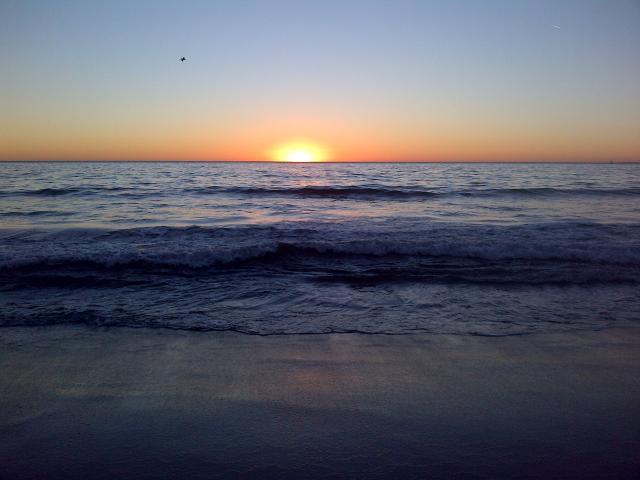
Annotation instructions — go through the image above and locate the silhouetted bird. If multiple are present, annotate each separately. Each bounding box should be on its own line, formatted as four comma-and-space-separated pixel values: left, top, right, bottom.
180, 57, 186, 62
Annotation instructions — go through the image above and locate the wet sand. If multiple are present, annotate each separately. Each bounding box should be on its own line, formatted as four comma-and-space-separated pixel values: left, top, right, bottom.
1, 326, 639, 479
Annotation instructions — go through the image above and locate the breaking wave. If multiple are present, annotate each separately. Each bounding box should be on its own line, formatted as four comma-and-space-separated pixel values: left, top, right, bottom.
0, 222, 640, 286
1, 222, 639, 273
185, 185, 640, 199
3, 185, 640, 200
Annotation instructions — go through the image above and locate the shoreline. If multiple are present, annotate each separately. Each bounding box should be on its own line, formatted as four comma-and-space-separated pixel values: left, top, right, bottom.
0, 322, 632, 337
1, 325, 639, 479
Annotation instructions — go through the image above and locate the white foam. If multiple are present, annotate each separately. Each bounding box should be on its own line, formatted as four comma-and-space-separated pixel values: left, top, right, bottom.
1, 221, 639, 270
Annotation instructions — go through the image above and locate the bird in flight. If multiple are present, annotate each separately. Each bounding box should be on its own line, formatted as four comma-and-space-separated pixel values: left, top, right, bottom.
180, 57, 186, 62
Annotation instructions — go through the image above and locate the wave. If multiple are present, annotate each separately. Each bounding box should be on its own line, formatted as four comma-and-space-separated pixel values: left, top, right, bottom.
2, 224, 638, 336
3, 185, 640, 200
187, 185, 640, 199
12, 187, 84, 196
1, 222, 639, 273
462, 187, 640, 197
0, 186, 128, 197
187, 185, 440, 198
0, 210, 64, 217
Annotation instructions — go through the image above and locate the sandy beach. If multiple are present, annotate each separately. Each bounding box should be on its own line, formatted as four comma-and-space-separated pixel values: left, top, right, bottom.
1, 326, 638, 479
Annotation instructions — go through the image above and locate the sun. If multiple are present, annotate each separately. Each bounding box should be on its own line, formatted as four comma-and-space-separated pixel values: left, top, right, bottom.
268, 140, 331, 162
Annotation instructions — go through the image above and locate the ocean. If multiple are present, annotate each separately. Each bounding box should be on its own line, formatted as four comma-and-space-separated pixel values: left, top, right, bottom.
1, 161, 639, 335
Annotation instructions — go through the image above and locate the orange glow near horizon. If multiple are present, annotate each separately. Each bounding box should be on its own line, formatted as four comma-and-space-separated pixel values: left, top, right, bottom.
268, 141, 332, 163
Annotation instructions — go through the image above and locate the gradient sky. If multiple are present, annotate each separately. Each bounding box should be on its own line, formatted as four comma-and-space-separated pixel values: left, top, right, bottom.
1, 0, 639, 161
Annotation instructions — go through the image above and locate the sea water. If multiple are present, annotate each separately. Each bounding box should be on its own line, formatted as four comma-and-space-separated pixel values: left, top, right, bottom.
1, 162, 639, 335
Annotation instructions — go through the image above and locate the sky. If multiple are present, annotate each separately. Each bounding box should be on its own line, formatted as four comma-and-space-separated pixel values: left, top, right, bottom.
1, 0, 639, 162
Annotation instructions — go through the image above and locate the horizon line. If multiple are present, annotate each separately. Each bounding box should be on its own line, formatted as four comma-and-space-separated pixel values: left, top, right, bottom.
1, 159, 639, 164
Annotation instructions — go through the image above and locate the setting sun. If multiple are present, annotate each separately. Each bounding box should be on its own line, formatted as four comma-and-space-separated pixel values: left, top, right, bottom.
269, 141, 331, 162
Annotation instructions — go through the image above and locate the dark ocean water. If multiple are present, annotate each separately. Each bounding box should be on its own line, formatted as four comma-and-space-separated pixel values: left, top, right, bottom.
1, 162, 639, 335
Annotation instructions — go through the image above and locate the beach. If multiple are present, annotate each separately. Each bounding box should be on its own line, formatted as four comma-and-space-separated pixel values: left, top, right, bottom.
4, 0, 640, 477
1, 163, 639, 478
1, 326, 638, 479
